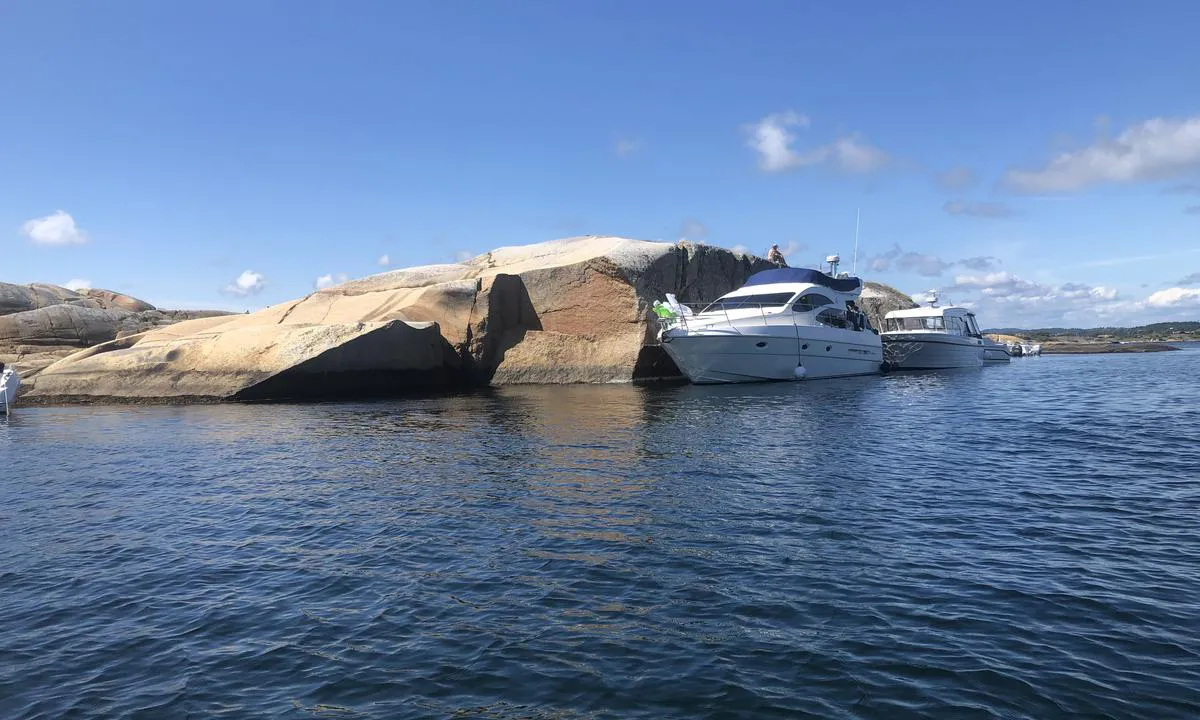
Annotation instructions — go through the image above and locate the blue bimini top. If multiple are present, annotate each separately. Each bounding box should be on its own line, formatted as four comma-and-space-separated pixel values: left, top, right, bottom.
742, 267, 862, 293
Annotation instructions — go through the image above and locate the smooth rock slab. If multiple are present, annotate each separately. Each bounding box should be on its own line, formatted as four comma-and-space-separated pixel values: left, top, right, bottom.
27, 320, 451, 402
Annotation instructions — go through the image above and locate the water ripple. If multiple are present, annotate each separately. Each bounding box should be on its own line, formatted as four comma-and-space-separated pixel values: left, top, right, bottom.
2, 351, 1200, 718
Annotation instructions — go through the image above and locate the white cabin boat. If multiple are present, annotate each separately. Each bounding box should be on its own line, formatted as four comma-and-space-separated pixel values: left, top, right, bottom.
1, 365, 19, 416
881, 301, 990, 370
982, 337, 1013, 363
656, 256, 884, 384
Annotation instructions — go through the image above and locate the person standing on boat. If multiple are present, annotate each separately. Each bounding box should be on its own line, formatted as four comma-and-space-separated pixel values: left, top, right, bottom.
846, 301, 865, 331
767, 244, 787, 267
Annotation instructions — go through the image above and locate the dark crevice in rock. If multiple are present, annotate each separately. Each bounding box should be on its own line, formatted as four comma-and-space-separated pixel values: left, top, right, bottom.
631, 344, 682, 381
275, 298, 306, 325
233, 367, 454, 402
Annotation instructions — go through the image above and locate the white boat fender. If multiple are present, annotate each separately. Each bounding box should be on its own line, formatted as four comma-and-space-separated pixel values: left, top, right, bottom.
794, 365, 807, 379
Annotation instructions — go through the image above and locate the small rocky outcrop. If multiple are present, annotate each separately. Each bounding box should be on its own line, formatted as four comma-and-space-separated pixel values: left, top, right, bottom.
0, 282, 151, 315
0, 282, 231, 380
859, 281, 919, 329
77, 288, 156, 312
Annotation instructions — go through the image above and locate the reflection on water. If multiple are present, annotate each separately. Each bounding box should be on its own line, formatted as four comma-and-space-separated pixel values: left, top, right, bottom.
2, 351, 1200, 718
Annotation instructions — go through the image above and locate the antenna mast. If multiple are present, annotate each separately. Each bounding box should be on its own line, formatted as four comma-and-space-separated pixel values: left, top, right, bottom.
852, 207, 861, 275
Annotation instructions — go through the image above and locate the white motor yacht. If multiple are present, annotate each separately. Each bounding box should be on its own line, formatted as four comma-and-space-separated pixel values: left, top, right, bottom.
982, 337, 1013, 363
881, 297, 991, 369
656, 255, 884, 384
1, 365, 19, 416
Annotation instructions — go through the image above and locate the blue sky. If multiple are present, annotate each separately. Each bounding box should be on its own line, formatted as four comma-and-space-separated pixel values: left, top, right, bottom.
4, 0, 1200, 327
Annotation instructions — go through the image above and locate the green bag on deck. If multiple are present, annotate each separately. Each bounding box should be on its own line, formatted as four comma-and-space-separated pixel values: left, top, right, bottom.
652, 302, 677, 319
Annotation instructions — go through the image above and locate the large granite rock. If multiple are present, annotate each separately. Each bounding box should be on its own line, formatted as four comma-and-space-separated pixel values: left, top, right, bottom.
27, 236, 917, 402
323, 236, 775, 383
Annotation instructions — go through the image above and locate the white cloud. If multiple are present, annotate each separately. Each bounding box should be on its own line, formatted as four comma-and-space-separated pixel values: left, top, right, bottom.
940, 268, 1200, 326
1004, 116, 1200, 193
1057, 282, 1118, 300
870, 246, 951, 277
63, 278, 91, 291
222, 270, 266, 297
730, 244, 750, 255
453, 249, 474, 262
943, 200, 1019, 219
21, 210, 90, 245
780, 241, 806, 259
315, 273, 349, 290
871, 247, 1003, 277
953, 271, 1015, 288
902, 253, 952, 276
1147, 287, 1200, 307
1178, 272, 1200, 286
941, 272, 1136, 326
959, 256, 1001, 271
1163, 182, 1200, 195
615, 137, 640, 157
377, 254, 390, 266
679, 218, 709, 242
937, 166, 977, 190
745, 111, 811, 172
1077, 248, 1200, 268
830, 135, 889, 173
744, 112, 887, 174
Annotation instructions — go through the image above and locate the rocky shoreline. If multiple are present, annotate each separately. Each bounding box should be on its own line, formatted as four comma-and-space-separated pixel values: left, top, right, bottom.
1040, 341, 1179, 354
1, 283, 232, 381
5, 238, 918, 406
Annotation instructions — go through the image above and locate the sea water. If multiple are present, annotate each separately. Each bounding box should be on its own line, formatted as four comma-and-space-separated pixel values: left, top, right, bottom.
2, 349, 1198, 718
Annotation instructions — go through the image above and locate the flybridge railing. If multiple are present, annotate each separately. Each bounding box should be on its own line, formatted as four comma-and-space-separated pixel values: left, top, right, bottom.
653, 302, 874, 336
653, 302, 806, 335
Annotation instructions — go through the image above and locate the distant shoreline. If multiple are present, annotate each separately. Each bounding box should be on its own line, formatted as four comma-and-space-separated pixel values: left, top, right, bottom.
1039, 341, 1180, 354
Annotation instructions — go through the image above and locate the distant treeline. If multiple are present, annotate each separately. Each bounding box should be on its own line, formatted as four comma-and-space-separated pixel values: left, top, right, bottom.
984, 321, 1200, 341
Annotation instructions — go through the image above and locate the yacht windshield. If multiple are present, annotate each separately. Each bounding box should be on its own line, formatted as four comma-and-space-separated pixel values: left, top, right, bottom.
885, 316, 944, 332
702, 292, 794, 313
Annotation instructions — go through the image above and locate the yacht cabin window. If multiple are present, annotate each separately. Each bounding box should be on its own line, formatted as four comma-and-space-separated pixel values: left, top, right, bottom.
885, 316, 944, 332
792, 293, 835, 313
966, 315, 982, 337
947, 316, 969, 336
815, 308, 848, 328
702, 292, 794, 313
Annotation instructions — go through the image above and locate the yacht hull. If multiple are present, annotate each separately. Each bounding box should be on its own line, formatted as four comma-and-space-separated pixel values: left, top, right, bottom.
660, 330, 883, 384
982, 341, 1012, 363
882, 335, 985, 370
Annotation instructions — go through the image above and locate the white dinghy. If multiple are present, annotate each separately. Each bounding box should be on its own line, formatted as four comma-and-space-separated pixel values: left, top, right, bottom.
1, 365, 20, 416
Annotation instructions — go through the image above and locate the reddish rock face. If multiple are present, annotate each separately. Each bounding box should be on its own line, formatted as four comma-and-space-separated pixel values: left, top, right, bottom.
77, 288, 156, 312
0, 282, 157, 316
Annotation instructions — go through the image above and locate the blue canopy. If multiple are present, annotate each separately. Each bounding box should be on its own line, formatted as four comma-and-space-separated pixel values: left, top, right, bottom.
743, 267, 862, 293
